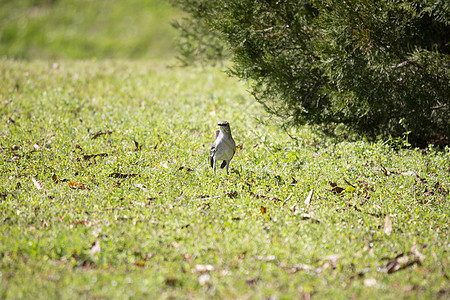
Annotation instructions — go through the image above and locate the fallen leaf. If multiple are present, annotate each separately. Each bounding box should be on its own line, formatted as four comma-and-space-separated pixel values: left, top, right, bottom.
198, 274, 211, 286
321, 254, 340, 268
171, 241, 180, 249
300, 213, 320, 223
194, 264, 214, 273
280, 262, 315, 273
411, 245, 426, 262
384, 215, 393, 236
178, 166, 193, 172
344, 179, 356, 188
109, 173, 138, 179
304, 189, 314, 212
68, 181, 90, 190
52, 174, 59, 184
83, 153, 108, 161
183, 254, 193, 263
255, 255, 277, 262
246, 277, 260, 286
382, 253, 421, 274
32, 178, 42, 190
260, 206, 267, 216
284, 192, 293, 203
32, 144, 40, 150
329, 182, 345, 194
164, 278, 180, 286
91, 130, 112, 140
134, 261, 148, 267
226, 190, 238, 198
74, 220, 92, 227
74, 144, 84, 152
89, 240, 101, 255
364, 278, 377, 287
133, 140, 142, 151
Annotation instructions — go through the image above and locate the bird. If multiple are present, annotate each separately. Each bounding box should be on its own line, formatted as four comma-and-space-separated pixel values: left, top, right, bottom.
209, 121, 236, 175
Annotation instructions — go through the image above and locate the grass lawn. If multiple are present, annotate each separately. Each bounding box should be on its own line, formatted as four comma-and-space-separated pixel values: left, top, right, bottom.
0, 59, 449, 299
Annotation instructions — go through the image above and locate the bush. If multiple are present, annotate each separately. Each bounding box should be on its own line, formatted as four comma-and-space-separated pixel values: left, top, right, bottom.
172, 0, 450, 146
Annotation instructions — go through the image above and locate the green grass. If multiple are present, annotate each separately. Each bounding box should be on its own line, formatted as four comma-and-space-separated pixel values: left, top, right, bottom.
0, 0, 179, 59
1, 59, 449, 299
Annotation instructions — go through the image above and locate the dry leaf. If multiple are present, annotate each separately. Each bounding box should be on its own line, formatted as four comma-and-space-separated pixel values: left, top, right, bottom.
183, 254, 193, 263
255, 255, 276, 262
304, 189, 314, 212
411, 245, 426, 262
32, 144, 40, 150
109, 173, 138, 179
134, 261, 147, 267
280, 262, 315, 273
384, 215, 393, 236
164, 278, 180, 286
89, 240, 101, 255
194, 264, 214, 273
226, 190, 238, 198
321, 254, 340, 268
246, 277, 260, 286
329, 182, 345, 194
384, 254, 420, 274
68, 181, 90, 190
178, 166, 193, 172
198, 274, 211, 286
91, 130, 112, 140
32, 178, 42, 190
133, 140, 142, 151
52, 174, 59, 184
300, 213, 320, 223
83, 153, 108, 161
364, 278, 377, 287
75, 220, 92, 227
260, 206, 267, 216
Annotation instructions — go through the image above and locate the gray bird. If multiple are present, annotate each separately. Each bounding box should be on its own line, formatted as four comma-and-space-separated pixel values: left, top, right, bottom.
209, 121, 236, 175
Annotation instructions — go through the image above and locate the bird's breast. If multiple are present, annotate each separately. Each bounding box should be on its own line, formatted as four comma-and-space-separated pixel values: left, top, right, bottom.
214, 136, 235, 160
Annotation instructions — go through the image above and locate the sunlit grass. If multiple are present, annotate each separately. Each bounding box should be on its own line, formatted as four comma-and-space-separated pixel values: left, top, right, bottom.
0, 59, 449, 299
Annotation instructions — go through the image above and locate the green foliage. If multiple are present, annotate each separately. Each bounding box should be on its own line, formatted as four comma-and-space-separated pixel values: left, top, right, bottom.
172, 0, 450, 146
1, 59, 449, 298
0, 0, 179, 59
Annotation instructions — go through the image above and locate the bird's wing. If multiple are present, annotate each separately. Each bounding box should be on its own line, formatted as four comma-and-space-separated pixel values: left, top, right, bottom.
230, 137, 236, 159
220, 160, 227, 169
215, 130, 220, 139
209, 141, 216, 168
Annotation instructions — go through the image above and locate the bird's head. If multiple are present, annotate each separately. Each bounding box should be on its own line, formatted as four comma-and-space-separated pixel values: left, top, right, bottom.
218, 121, 231, 134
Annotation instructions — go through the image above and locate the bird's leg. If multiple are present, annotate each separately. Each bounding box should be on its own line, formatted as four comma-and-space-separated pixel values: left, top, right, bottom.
213, 158, 216, 175
226, 161, 229, 174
